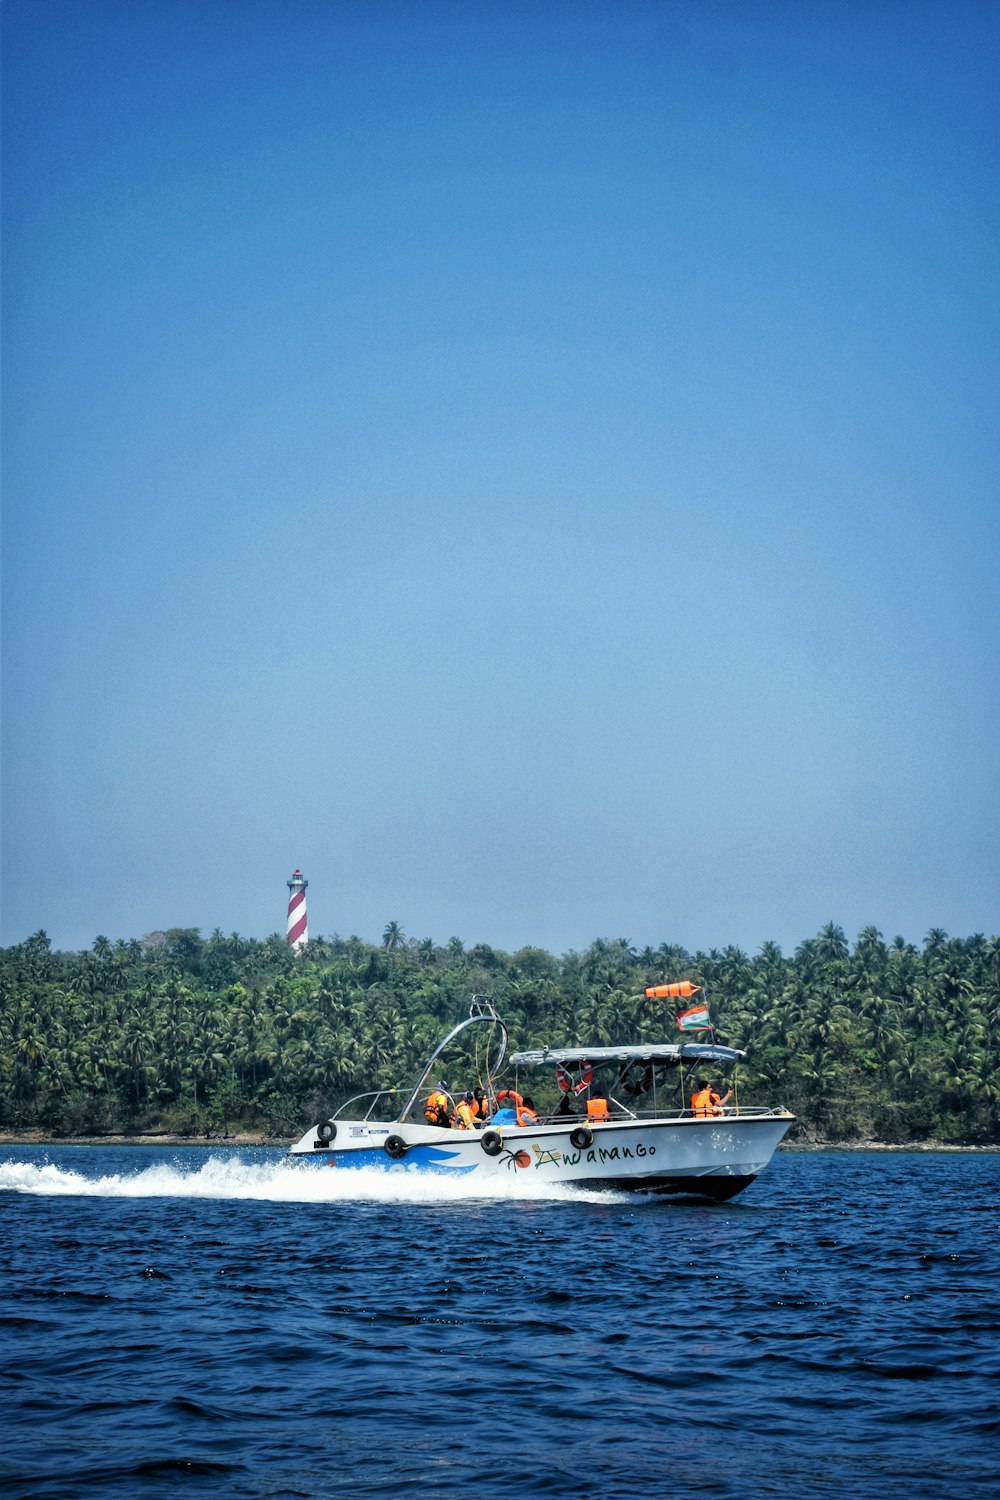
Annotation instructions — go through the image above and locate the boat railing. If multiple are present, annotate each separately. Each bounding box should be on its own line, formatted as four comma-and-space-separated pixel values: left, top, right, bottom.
535, 1102, 791, 1126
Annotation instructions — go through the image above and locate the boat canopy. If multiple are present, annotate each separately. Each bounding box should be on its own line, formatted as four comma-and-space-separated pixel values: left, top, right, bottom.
509, 1042, 746, 1068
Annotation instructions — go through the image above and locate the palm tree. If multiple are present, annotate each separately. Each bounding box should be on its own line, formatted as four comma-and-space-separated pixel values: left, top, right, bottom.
382, 921, 405, 953
816, 923, 849, 963
656, 942, 691, 970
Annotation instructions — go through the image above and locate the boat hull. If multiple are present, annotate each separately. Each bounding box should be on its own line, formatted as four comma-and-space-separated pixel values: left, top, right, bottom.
289, 1112, 793, 1199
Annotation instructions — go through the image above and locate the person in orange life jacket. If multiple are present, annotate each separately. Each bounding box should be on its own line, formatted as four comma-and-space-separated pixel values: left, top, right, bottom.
424, 1086, 451, 1128
452, 1092, 479, 1130
586, 1093, 611, 1122
691, 1078, 732, 1117
517, 1096, 540, 1126
470, 1087, 490, 1121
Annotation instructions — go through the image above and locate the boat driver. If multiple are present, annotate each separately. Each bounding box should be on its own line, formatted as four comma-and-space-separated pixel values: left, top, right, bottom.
424, 1084, 452, 1128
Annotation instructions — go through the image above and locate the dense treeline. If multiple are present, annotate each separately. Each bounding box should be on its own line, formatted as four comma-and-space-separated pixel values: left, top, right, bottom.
1, 923, 997, 1143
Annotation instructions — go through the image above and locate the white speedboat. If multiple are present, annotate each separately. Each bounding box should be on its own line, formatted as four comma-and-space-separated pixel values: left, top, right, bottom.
288, 998, 794, 1200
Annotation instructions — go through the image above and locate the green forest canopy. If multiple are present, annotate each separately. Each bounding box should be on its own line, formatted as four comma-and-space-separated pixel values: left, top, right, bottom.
1, 923, 997, 1143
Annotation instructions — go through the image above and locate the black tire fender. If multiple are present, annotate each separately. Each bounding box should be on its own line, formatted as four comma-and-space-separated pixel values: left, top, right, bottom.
384, 1135, 408, 1159
569, 1127, 593, 1150
316, 1121, 337, 1144
480, 1130, 503, 1157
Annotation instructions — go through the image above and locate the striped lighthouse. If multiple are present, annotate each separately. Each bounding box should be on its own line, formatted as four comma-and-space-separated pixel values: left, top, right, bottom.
286, 868, 309, 950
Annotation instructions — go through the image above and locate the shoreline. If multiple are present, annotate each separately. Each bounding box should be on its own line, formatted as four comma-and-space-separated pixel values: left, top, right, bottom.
0, 1129, 995, 1153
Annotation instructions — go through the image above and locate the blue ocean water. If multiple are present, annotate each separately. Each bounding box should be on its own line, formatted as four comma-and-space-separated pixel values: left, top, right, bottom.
1, 1146, 997, 1499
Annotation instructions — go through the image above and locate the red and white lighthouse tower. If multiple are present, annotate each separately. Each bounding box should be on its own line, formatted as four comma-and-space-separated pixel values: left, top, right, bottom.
286, 868, 309, 950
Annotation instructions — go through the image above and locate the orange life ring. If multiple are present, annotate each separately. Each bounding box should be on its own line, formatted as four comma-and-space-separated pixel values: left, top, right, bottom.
556, 1060, 593, 1095
496, 1089, 523, 1108
618, 1062, 654, 1097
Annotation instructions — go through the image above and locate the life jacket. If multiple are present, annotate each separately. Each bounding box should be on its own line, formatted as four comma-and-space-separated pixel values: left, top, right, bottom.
556, 1061, 593, 1095
586, 1098, 611, 1122
452, 1099, 477, 1130
424, 1091, 451, 1127
691, 1087, 721, 1117
517, 1106, 540, 1127
470, 1095, 490, 1120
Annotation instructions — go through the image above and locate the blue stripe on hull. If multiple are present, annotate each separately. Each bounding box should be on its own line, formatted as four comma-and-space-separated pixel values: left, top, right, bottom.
316, 1145, 478, 1174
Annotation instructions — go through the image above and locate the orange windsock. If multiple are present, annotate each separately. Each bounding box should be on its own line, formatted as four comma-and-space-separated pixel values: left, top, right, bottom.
645, 981, 702, 1000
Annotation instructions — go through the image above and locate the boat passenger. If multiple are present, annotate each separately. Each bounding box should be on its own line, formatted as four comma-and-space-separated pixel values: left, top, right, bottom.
470, 1087, 490, 1121
517, 1096, 540, 1127
424, 1087, 452, 1128
586, 1094, 611, 1122
452, 1092, 479, 1130
691, 1078, 732, 1117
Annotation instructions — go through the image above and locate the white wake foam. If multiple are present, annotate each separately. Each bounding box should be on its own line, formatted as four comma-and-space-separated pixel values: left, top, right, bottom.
0, 1155, 623, 1205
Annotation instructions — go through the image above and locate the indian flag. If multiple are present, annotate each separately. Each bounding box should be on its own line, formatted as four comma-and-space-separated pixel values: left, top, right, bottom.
677, 1003, 712, 1032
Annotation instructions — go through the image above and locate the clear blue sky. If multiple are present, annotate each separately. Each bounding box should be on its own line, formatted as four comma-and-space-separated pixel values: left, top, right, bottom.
3, 0, 997, 958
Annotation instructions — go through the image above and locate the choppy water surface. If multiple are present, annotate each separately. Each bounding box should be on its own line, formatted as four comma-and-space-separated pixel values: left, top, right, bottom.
1, 1147, 997, 1498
